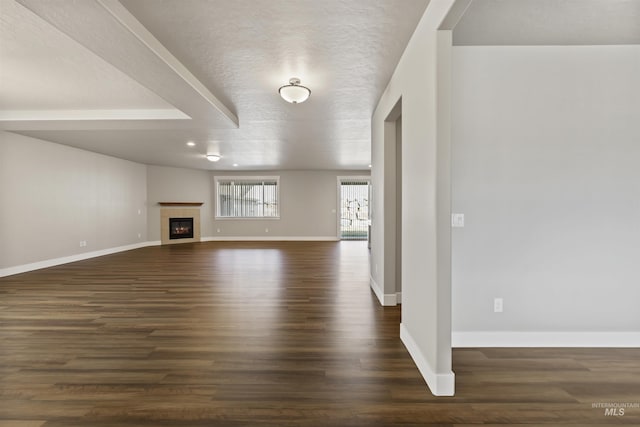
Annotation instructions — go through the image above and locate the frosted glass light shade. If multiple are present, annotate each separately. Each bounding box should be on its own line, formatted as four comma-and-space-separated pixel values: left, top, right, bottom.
206, 154, 221, 162
279, 78, 311, 104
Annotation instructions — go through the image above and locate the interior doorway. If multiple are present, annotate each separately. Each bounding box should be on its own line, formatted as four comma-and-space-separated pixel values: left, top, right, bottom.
338, 177, 371, 240
383, 99, 402, 305
394, 115, 402, 302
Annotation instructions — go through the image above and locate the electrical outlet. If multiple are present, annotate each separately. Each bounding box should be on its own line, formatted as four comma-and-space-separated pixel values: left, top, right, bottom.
217, 228, 221, 233
451, 213, 465, 228
494, 298, 503, 313
265, 228, 269, 233
137, 233, 141, 239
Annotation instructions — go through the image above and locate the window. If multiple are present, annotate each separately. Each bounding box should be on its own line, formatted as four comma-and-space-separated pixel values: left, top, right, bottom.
215, 176, 279, 218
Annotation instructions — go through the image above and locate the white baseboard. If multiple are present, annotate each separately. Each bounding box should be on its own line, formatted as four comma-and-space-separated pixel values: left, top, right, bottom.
452, 331, 640, 348
396, 292, 402, 304
0, 241, 157, 278
202, 236, 339, 242
369, 276, 398, 306
384, 293, 397, 305
400, 323, 455, 396
369, 275, 383, 304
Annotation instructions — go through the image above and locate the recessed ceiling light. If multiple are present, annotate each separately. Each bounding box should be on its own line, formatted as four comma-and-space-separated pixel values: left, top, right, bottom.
368, 164, 372, 168
186, 141, 196, 147
206, 154, 221, 162
233, 163, 239, 167
279, 77, 311, 104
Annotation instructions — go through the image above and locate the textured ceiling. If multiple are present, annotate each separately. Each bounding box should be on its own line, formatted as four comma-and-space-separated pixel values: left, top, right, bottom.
3, 0, 636, 171
0, 0, 430, 170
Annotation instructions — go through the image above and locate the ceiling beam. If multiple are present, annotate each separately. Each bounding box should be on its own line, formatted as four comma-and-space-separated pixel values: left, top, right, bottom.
438, 0, 472, 31
0, 109, 189, 122
15, 0, 239, 128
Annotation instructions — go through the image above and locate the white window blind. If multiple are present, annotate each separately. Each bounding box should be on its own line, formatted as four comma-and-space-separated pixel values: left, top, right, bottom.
339, 178, 370, 240
216, 177, 279, 218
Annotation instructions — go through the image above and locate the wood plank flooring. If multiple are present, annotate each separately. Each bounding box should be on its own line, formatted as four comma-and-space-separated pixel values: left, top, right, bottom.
1, 241, 639, 426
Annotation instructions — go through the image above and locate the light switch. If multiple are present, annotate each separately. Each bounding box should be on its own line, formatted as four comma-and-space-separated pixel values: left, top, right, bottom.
451, 213, 465, 228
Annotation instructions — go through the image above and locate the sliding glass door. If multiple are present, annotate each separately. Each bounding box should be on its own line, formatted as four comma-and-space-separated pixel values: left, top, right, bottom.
339, 178, 370, 240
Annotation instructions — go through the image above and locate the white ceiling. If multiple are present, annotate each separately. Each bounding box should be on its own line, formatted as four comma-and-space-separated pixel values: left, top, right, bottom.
0, 0, 430, 170
0, 0, 177, 111
454, 0, 640, 46
2, 1, 638, 171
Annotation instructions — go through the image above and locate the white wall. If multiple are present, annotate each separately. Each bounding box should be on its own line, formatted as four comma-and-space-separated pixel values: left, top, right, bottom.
371, 0, 457, 396
0, 131, 147, 274
451, 46, 640, 346
147, 166, 368, 241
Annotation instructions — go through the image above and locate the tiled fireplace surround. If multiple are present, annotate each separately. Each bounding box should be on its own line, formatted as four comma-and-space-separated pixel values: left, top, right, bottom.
159, 203, 202, 245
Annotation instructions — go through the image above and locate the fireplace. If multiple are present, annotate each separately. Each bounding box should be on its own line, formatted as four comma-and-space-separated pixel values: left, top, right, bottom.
169, 217, 194, 240
160, 204, 201, 245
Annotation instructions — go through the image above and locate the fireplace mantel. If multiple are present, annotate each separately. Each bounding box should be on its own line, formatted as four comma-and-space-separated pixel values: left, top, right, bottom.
158, 202, 204, 206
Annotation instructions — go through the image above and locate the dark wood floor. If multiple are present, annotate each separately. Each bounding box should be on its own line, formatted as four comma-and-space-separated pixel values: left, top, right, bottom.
1, 241, 639, 426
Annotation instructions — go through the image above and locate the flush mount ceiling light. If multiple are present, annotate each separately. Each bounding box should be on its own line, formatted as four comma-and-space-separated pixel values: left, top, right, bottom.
279, 77, 311, 104
206, 154, 221, 162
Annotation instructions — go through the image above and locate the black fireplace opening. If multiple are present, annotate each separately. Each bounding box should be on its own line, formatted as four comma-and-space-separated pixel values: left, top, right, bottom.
169, 217, 194, 240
